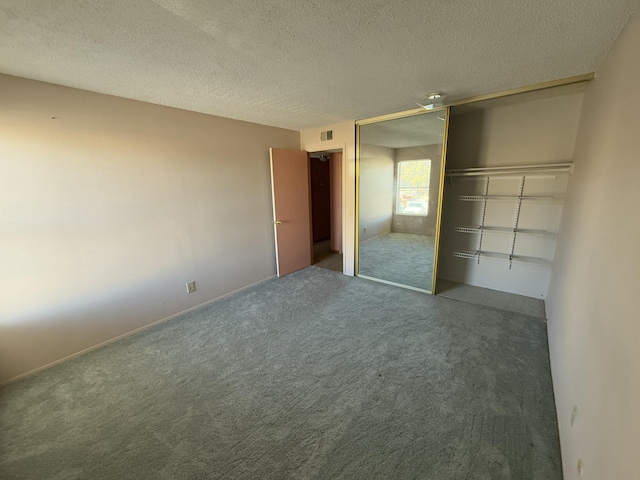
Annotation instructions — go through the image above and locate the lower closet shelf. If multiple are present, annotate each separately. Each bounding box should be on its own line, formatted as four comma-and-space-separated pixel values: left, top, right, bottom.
452, 250, 549, 266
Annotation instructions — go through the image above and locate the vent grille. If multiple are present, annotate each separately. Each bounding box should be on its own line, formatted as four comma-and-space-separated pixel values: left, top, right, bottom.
320, 130, 333, 141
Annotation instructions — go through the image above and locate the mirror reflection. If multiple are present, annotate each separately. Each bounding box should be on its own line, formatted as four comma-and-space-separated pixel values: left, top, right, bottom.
357, 111, 447, 292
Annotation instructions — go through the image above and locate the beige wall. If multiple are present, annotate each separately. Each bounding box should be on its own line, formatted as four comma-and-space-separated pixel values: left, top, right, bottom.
300, 121, 355, 275
546, 10, 640, 480
358, 144, 395, 242
438, 92, 583, 297
0, 74, 299, 383
446, 93, 584, 170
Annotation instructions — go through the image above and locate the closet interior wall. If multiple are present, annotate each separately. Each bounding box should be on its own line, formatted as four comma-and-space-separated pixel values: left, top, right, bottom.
438, 87, 586, 298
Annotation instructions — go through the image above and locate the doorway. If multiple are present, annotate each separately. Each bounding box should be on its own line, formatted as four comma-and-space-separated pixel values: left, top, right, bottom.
310, 150, 343, 273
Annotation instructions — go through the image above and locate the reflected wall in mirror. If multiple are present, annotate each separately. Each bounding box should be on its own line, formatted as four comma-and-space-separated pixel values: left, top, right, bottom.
357, 109, 449, 293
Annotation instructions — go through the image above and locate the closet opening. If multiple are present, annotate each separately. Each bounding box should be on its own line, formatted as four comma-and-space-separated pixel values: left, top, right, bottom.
436, 82, 589, 317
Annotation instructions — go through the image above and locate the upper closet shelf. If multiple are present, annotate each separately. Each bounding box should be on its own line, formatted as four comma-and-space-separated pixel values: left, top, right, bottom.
452, 250, 550, 266
455, 226, 549, 236
459, 195, 560, 202
446, 162, 573, 178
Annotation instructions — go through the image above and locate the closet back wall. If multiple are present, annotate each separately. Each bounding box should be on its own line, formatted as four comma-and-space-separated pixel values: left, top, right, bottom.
438, 92, 584, 298
0, 74, 300, 383
446, 93, 584, 168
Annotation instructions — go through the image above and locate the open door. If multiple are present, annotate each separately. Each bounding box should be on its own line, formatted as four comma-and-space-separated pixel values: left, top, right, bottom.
269, 148, 312, 276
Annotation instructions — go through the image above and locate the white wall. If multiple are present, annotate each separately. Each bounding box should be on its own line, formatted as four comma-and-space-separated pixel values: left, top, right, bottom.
438, 92, 584, 297
546, 9, 640, 480
300, 121, 355, 275
0, 74, 300, 383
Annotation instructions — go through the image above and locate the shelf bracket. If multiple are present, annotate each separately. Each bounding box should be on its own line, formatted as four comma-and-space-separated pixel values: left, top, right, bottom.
476, 177, 490, 264
507, 176, 526, 269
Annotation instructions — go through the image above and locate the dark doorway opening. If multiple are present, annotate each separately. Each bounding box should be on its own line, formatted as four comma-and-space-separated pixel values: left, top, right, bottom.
310, 151, 343, 272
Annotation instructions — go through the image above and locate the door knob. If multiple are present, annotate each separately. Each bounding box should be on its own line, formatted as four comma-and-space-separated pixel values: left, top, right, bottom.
275, 220, 283, 225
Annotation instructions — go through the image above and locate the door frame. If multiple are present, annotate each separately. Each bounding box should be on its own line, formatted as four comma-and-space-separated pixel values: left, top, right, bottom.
300, 123, 356, 276
269, 147, 346, 276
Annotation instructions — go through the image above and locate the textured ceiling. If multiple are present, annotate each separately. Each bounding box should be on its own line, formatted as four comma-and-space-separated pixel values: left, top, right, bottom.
361, 112, 446, 149
0, 1, 637, 130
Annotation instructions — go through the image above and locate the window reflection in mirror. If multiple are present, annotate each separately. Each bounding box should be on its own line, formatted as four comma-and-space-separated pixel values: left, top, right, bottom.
396, 159, 431, 216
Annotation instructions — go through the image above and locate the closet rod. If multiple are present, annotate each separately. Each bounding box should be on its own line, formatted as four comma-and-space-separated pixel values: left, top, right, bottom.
446, 163, 573, 178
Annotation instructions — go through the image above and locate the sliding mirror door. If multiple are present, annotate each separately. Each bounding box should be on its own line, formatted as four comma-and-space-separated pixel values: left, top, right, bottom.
356, 109, 449, 293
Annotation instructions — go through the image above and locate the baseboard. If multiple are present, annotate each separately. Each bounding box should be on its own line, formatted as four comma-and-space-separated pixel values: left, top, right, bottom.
0, 275, 276, 387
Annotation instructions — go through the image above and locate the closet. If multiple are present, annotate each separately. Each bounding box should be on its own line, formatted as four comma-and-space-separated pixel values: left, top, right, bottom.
436, 83, 587, 300
355, 80, 590, 304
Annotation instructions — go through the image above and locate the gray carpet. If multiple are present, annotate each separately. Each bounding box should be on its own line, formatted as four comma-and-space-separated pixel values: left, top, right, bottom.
313, 240, 343, 273
314, 252, 343, 273
359, 232, 435, 291
437, 280, 547, 319
0, 266, 562, 480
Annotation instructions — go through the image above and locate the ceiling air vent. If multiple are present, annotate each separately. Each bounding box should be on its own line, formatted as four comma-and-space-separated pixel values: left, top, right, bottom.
320, 130, 333, 141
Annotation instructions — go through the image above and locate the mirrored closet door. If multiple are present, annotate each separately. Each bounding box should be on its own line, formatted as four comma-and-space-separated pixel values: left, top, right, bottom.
356, 108, 449, 293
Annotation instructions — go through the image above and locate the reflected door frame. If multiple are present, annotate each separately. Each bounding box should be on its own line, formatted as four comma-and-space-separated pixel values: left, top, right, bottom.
355, 106, 450, 294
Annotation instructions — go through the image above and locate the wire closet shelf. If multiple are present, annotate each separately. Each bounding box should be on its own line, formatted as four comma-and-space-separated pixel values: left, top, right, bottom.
444, 162, 573, 268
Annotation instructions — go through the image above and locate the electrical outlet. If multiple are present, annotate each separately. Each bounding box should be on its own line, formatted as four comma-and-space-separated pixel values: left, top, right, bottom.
186, 281, 196, 294
364, 227, 367, 233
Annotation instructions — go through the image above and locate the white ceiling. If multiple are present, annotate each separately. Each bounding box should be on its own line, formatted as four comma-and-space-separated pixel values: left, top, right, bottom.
0, 1, 637, 131
360, 112, 446, 149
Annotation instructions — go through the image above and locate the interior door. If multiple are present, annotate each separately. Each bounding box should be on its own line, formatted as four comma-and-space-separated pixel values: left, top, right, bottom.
269, 148, 312, 276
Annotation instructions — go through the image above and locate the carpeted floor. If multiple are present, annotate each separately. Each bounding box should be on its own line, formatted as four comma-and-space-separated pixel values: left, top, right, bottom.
437, 280, 547, 319
359, 232, 435, 291
0, 267, 562, 480
313, 240, 343, 273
